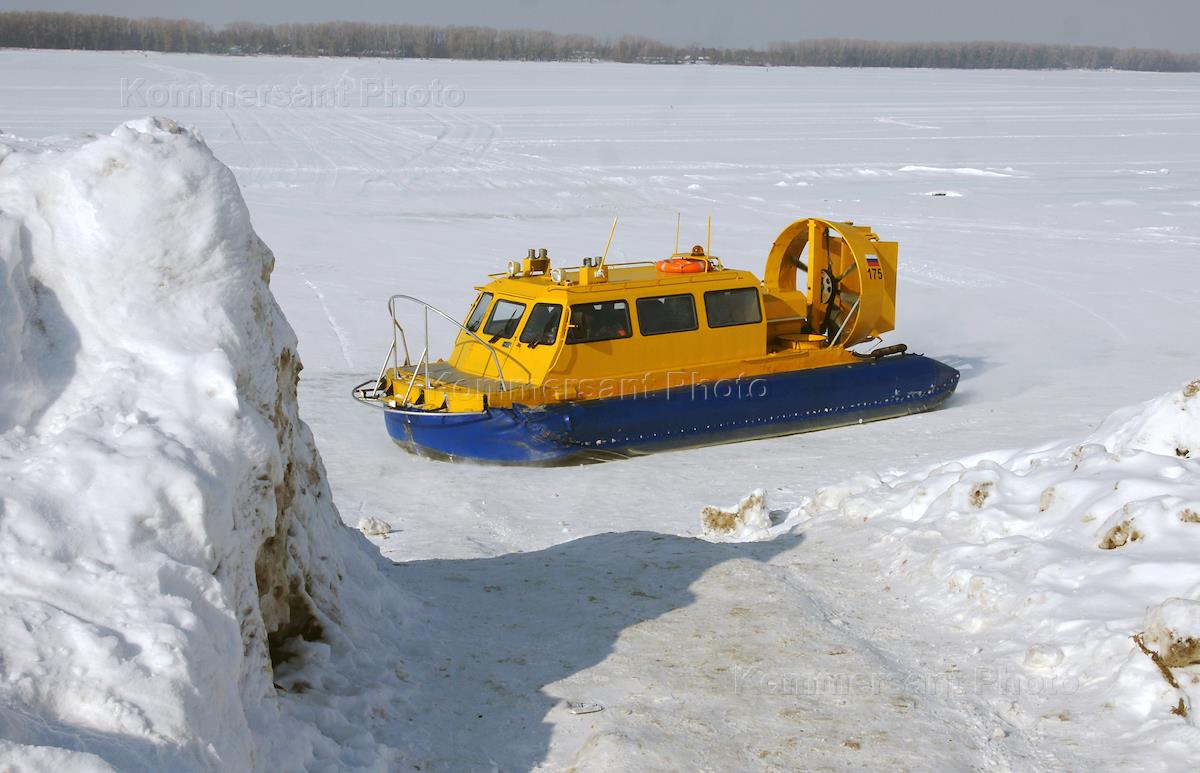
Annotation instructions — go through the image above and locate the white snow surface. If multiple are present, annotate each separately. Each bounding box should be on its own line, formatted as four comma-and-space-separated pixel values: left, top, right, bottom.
3, 51, 1200, 770
779, 380, 1200, 767
0, 117, 406, 770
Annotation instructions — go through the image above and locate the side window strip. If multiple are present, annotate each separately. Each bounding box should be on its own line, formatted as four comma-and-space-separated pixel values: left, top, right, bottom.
636, 293, 698, 336
566, 300, 632, 344
704, 287, 762, 328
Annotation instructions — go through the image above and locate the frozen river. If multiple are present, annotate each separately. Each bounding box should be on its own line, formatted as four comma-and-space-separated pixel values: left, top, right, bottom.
4, 50, 1199, 769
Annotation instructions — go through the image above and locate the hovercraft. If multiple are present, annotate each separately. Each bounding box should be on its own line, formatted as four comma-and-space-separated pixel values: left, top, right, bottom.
353, 218, 959, 463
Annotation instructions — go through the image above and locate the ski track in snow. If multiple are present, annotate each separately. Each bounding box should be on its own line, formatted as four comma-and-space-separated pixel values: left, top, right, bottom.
4, 51, 1200, 769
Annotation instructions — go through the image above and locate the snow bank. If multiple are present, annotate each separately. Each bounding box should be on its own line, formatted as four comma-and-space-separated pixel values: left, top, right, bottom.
898, 164, 1015, 177
782, 380, 1200, 762
0, 119, 406, 769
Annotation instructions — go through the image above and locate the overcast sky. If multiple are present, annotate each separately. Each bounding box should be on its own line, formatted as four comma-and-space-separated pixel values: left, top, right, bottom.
6, 0, 1198, 53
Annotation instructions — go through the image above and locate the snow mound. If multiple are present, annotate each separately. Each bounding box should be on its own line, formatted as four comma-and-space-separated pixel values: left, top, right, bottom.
0, 118, 406, 769
700, 489, 785, 542
769, 380, 1200, 762
357, 516, 393, 537
1093, 379, 1200, 458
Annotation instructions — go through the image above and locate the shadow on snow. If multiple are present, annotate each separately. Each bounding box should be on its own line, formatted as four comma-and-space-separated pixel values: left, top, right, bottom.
384, 529, 801, 770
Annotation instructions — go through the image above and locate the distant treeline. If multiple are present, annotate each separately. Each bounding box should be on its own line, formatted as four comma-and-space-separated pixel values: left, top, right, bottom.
766, 39, 1199, 72
1, 11, 1198, 72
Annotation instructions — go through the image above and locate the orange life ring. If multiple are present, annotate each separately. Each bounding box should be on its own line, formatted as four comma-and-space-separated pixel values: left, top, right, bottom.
656, 257, 708, 274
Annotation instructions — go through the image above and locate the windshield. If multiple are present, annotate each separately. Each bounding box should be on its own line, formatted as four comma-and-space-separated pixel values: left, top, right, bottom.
482, 299, 527, 339
519, 303, 563, 345
465, 292, 493, 332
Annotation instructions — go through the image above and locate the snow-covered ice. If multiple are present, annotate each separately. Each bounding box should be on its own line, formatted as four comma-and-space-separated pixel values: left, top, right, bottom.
2, 50, 1200, 769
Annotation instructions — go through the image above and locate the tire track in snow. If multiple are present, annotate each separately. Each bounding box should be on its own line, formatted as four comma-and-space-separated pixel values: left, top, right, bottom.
139, 57, 247, 148
302, 276, 354, 368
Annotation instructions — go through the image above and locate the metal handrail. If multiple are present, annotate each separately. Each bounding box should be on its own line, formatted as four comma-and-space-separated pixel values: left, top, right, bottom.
393, 322, 411, 368
386, 294, 512, 392
401, 345, 428, 406
358, 339, 397, 399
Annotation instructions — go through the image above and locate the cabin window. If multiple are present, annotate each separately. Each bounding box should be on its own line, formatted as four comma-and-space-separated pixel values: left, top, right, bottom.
465, 292, 493, 332
704, 287, 762, 328
566, 300, 632, 344
519, 303, 563, 345
482, 299, 527, 340
636, 294, 698, 336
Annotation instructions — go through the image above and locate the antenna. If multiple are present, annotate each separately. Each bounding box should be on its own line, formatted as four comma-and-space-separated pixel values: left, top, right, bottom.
600, 216, 619, 266
674, 212, 681, 254
706, 215, 712, 257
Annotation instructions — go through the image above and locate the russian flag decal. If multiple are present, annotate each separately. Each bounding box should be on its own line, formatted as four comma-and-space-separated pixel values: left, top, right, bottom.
866, 254, 880, 267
